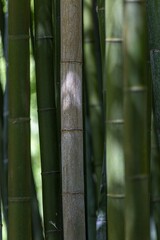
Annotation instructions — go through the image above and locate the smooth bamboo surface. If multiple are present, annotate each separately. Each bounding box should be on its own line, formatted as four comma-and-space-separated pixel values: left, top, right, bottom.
8, 0, 32, 238
124, 1, 150, 240
34, 0, 62, 239
105, 0, 125, 239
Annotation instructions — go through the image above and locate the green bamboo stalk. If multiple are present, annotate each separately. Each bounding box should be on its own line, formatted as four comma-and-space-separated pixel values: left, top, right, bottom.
34, 0, 62, 239
83, 0, 104, 209
29, 13, 44, 240
0, 82, 3, 240
84, 84, 97, 240
96, 0, 105, 66
147, 0, 160, 153
61, 0, 86, 239
0, 0, 5, 50
0, 5, 4, 236
8, 0, 32, 238
105, 0, 125, 239
151, 117, 160, 239
95, 1, 107, 238
124, 1, 150, 240
1, 1, 8, 227
53, 0, 61, 160
2, 83, 8, 229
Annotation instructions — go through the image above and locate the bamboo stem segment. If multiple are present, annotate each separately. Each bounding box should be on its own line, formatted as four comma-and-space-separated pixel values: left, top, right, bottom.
8, 0, 32, 239
124, 1, 150, 239
61, 0, 86, 239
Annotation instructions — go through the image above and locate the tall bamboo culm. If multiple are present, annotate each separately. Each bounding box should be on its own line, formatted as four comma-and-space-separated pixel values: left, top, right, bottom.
105, 0, 125, 239
0, 83, 3, 240
97, 0, 105, 67
124, 1, 150, 240
147, 1, 160, 236
61, 0, 86, 239
151, 118, 160, 239
8, 0, 32, 238
34, 0, 62, 239
147, 0, 160, 147
83, 0, 101, 238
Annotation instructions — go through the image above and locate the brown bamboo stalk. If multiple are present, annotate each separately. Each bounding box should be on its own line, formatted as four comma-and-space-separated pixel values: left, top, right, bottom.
61, 0, 86, 239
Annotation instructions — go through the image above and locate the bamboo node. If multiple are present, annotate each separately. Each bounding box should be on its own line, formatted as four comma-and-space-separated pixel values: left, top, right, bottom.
63, 191, 84, 195
8, 197, 31, 202
46, 229, 62, 235
37, 107, 56, 112
124, 86, 147, 93
62, 128, 83, 132
124, 0, 145, 3
107, 119, 124, 124
9, 117, 30, 124
41, 170, 60, 176
107, 193, 125, 199
61, 59, 82, 64
127, 174, 149, 181
9, 34, 30, 40
36, 35, 54, 40
105, 38, 123, 43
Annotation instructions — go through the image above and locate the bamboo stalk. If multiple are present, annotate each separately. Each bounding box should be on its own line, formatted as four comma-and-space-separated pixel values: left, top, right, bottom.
124, 1, 150, 239
53, 0, 61, 161
83, 1, 98, 231
96, 0, 105, 66
105, 0, 125, 239
151, 117, 160, 239
147, 2, 160, 237
147, 0, 160, 152
84, 85, 97, 240
34, 0, 62, 239
0, 82, 3, 240
61, 0, 86, 239
8, 0, 32, 238
0, 0, 5, 50
96, 1, 107, 238
83, 0, 104, 209
0, 0, 8, 229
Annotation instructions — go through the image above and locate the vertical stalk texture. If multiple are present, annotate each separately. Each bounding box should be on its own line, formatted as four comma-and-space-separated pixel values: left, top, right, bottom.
61, 0, 86, 239
83, 1, 100, 237
83, 0, 104, 209
147, 2, 160, 236
124, 1, 150, 240
0, 83, 3, 240
8, 0, 32, 239
105, 0, 125, 239
34, 0, 62, 239
147, 0, 160, 146
97, 0, 105, 66
151, 118, 160, 239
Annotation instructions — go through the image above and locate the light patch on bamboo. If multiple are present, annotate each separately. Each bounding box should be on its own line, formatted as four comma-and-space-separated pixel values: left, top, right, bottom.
62, 70, 81, 112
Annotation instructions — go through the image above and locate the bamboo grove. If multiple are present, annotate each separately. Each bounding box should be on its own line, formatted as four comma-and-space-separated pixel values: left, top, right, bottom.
0, 0, 160, 239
